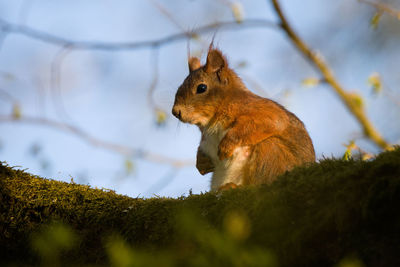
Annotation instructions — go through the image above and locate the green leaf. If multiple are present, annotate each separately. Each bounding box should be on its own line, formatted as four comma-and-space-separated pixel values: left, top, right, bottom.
370, 12, 382, 29
342, 141, 357, 161
31, 223, 77, 263
301, 77, 320, 88
223, 211, 250, 241
337, 257, 364, 267
368, 72, 382, 94
362, 153, 373, 161
12, 104, 22, 119
348, 92, 364, 109
124, 159, 134, 175
156, 109, 167, 126
342, 149, 352, 161
231, 2, 244, 23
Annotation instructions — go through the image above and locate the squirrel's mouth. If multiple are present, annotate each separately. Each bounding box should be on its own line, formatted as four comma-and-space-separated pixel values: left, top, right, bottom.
172, 110, 191, 123
172, 105, 209, 127
172, 105, 185, 122
172, 105, 191, 123
172, 108, 190, 124
172, 109, 182, 120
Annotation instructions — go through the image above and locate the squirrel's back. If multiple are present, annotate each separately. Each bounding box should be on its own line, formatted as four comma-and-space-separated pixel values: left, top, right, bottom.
207, 90, 315, 187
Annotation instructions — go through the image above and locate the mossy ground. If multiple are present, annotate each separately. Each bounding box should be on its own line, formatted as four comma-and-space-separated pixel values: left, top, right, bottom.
1, 148, 400, 266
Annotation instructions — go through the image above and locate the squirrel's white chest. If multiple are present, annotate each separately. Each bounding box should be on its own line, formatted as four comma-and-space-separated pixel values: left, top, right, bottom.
199, 128, 250, 191
199, 129, 225, 163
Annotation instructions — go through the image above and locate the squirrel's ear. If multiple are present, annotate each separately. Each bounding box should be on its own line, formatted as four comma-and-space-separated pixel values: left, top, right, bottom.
188, 57, 201, 73
205, 49, 227, 74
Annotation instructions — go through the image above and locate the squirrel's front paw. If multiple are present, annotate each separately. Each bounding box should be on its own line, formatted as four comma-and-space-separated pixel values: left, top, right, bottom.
217, 182, 238, 191
196, 149, 214, 175
197, 161, 214, 175
218, 140, 235, 160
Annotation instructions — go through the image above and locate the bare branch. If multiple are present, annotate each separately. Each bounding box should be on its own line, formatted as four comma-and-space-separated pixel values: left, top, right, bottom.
0, 18, 276, 51
0, 114, 194, 167
270, 0, 391, 150
359, 0, 400, 20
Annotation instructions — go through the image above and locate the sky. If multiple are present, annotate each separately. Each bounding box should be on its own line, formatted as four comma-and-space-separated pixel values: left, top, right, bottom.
0, 0, 399, 198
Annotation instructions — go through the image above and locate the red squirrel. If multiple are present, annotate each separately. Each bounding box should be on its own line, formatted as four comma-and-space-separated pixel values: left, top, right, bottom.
172, 46, 315, 191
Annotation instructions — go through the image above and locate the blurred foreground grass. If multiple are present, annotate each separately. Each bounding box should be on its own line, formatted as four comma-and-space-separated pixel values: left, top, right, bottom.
1, 148, 400, 266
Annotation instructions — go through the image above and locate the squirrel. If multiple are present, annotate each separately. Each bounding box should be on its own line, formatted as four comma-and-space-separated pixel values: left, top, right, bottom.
172, 46, 315, 191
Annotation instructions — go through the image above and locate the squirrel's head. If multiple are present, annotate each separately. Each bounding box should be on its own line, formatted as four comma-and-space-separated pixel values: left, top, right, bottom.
172, 48, 242, 128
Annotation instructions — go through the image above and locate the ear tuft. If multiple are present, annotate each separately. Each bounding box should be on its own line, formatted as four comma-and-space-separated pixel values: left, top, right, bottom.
188, 57, 201, 73
205, 49, 227, 74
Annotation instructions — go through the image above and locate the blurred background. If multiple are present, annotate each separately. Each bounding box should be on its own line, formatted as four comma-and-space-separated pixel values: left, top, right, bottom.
0, 0, 399, 198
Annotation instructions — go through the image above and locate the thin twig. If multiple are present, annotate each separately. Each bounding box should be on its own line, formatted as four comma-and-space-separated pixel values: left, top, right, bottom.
359, 0, 400, 20
0, 114, 194, 167
270, 0, 390, 150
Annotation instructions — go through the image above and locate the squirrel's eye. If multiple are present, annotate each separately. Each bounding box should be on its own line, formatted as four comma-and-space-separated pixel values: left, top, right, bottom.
196, 84, 207, 94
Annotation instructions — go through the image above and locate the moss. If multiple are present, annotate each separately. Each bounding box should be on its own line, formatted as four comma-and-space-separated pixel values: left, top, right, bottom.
1, 148, 400, 266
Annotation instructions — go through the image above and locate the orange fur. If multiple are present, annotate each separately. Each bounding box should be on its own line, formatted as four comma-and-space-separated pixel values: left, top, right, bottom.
172, 47, 315, 190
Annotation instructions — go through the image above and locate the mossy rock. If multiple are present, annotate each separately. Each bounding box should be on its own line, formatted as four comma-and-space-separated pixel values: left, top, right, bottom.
1, 148, 400, 266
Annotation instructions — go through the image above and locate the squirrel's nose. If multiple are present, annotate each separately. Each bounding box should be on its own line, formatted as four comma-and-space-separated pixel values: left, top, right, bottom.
172, 106, 182, 120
